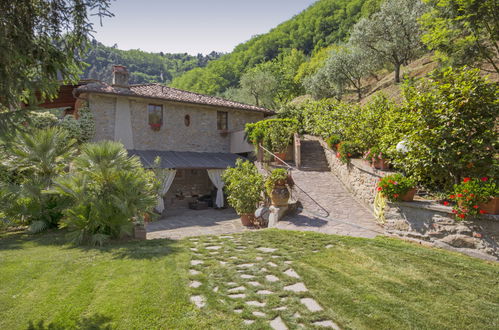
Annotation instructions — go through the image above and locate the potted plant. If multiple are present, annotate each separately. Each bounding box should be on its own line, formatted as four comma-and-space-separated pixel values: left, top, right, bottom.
326, 134, 341, 150
363, 146, 390, 170
377, 174, 416, 202
449, 177, 498, 219
150, 123, 161, 131
265, 168, 290, 207
336, 141, 357, 164
269, 124, 293, 164
222, 159, 264, 226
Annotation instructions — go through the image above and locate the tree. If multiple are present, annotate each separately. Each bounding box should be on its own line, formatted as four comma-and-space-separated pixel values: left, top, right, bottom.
420, 0, 499, 75
240, 69, 278, 108
0, 0, 113, 133
306, 45, 372, 101
350, 0, 427, 83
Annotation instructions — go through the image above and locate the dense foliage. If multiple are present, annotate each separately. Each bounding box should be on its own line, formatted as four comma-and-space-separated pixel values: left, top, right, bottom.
281, 67, 498, 194
82, 41, 223, 84
265, 168, 289, 195
170, 0, 383, 96
0, 0, 112, 110
420, 0, 499, 75
0, 128, 77, 232
222, 160, 264, 215
245, 119, 298, 154
54, 141, 157, 246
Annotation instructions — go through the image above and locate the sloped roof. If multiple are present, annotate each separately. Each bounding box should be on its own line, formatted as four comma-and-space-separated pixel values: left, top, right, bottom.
76, 82, 274, 115
127, 149, 246, 169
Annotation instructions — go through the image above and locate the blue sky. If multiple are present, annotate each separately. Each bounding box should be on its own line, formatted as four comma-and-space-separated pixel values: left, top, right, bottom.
90, 0, 317, 55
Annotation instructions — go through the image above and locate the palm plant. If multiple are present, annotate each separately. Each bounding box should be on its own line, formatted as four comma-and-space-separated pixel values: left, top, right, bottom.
0, 127, 76, 232
53, 141, 157, 245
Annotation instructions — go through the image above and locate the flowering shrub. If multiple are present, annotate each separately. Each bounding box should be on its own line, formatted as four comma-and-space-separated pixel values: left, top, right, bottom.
377, 174, 414, 201
326, 134, 341, 149
450, 177, 498, 219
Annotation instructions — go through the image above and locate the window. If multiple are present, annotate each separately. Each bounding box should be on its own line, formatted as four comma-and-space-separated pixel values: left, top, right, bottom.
148, 104, 163, 129
217, 111, 228, 130
184, 114, 190, 127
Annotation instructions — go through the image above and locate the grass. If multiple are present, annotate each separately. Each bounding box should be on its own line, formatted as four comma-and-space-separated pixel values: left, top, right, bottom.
1, 229, 498, 329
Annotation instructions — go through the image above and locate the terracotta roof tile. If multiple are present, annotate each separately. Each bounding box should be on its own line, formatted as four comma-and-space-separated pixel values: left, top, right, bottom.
76, 82, 274, 114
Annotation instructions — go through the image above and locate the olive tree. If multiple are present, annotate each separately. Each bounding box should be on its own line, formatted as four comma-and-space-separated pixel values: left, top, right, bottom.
420, 0, 499, 75
350, 0, 427, 83
306, 46, 372, 101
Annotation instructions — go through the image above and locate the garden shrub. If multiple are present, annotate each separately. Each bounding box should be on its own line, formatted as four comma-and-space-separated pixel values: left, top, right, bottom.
0, 127, 77, 231
59, 106, 95, 143
222, 159, 264, 215
245, 118, 298, 153
393, 67, 498, 192
53, 141, 157, 246
265, 168, 288, 195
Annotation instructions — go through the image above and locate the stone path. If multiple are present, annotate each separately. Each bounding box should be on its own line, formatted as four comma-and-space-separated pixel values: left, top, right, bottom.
279, 170, 382, 238
147, 208, 247, 239
187, 235, 340, 328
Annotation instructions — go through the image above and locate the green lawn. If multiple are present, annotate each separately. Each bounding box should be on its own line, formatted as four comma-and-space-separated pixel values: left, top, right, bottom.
0, 229, 498, 329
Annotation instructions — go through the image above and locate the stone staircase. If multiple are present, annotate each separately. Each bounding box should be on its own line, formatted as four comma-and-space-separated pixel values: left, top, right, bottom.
299, 138, 330, 172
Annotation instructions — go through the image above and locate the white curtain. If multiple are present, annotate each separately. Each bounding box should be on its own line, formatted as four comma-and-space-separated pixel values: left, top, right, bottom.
207, 169, 225, 208
156, 169, 176, 213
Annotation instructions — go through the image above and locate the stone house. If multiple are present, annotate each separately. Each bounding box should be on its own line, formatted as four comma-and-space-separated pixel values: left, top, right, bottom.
62, 65, 273, 212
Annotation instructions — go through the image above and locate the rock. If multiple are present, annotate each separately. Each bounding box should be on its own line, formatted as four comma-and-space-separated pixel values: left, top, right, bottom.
441, 234, 476, 248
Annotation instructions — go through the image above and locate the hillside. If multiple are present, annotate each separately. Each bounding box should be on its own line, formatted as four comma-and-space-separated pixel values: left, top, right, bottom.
81, 41, 223, 84
170, 0, 383, 95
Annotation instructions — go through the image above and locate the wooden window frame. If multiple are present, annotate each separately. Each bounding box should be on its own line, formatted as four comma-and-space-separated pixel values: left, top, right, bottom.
217, 111, 228, 131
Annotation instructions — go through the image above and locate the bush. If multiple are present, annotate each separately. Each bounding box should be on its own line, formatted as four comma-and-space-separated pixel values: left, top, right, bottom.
377, 174, 415, 202
59, 106, 95, 143
326, 134, 341, 149
53, 141, 157, 245
450, 177, 498, 220
0, 127, 76, 231
245, 118, 298, 153
393, 67, 498, 192
222, 160, 264, 215
337, 141, 359, 163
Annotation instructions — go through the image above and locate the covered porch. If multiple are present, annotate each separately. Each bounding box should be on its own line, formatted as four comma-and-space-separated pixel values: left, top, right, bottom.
128, 149, 246, 213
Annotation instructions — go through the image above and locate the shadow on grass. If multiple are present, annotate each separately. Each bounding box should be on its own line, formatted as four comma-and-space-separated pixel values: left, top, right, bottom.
0, 229, 181, 260
26, 313, 112, 330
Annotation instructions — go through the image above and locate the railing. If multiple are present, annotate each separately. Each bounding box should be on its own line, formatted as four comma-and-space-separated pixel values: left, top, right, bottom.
257, 144, 330, 218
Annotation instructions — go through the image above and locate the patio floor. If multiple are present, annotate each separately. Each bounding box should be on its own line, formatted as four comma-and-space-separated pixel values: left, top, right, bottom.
147, 208, 249, 240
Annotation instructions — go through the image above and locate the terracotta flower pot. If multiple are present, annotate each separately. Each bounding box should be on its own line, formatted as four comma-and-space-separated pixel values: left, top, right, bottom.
479, 197, 499, 215
372, 158, 390, 170
400, 188, 416, 202
274, 152, 286, 164
270, 184, 290, 206
240, 213, 255, 226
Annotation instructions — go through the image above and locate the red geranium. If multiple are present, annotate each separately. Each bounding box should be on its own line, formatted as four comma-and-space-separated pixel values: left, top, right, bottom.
457, 193, 463, 197
481, 177, 488, 182
473, 205, 479, 209
479, 210, 487, 214
377, 187, 382, 191
449, 195, 455, 199
463, 177, 471, 182
443, 201, 449, 206
458, 214, 465, 219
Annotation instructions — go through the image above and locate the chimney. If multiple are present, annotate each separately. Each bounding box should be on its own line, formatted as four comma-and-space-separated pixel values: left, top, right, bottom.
112, 65, 129, 88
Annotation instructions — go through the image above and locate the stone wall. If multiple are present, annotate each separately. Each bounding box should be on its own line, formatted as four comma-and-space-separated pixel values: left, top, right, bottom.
308, 135, 499, 260
87, 93, 265, 153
